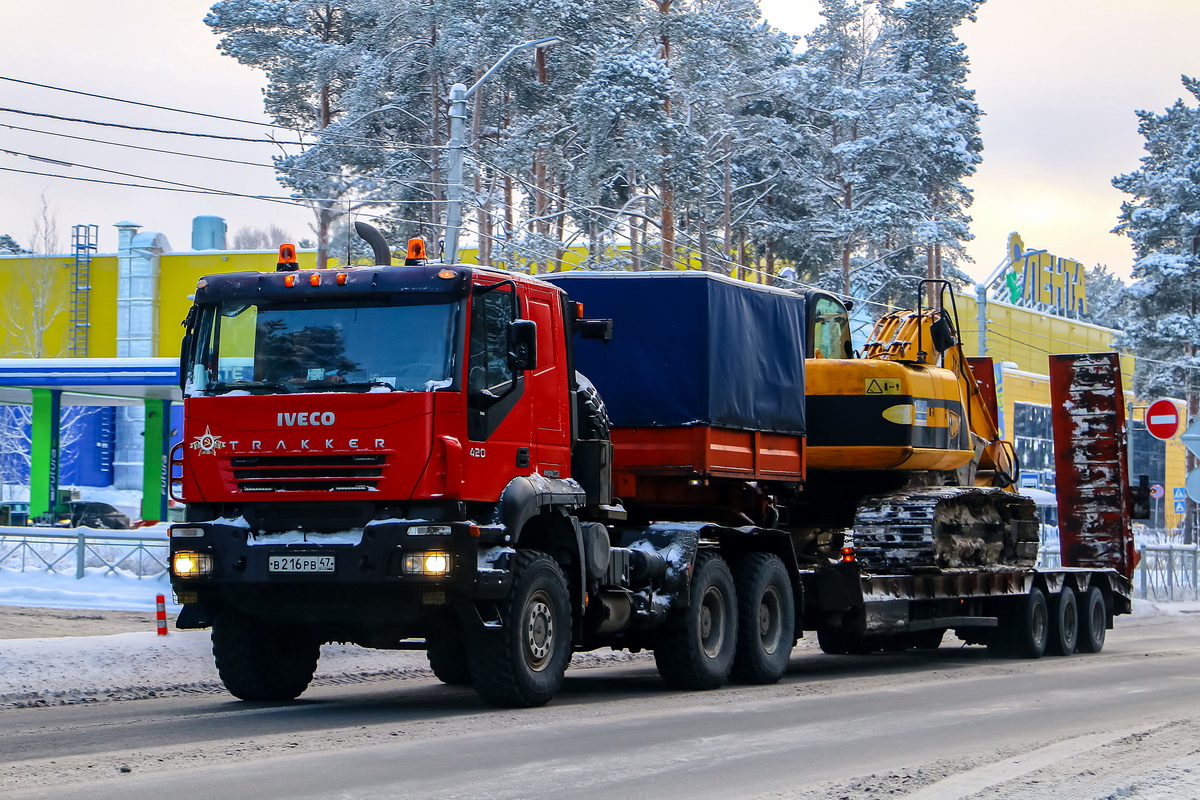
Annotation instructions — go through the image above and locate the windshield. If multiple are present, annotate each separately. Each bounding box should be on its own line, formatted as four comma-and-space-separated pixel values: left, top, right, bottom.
188, 296, 461, 395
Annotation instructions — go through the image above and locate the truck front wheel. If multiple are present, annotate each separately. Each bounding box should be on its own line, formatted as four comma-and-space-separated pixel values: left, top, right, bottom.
654, 552, 738, 690
468, 551, 572, 708
211, 609, 320, 701
731, 553, 794, 684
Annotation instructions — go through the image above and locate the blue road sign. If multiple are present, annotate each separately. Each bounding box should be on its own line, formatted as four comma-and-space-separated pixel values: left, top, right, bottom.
1175, 500, 1187, 514
1174, 487, 1187, 501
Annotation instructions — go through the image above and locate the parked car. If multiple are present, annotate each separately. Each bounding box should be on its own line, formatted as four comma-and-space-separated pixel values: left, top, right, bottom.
0, 501, 30, 526
54, 501, 132, 530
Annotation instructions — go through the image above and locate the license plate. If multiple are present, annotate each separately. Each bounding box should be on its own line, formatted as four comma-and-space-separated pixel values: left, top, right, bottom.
268, 555, 335, 573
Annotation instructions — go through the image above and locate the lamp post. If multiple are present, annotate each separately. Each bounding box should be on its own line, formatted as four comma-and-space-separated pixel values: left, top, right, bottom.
975, 247, 1046, 358
443, 37, 562, 265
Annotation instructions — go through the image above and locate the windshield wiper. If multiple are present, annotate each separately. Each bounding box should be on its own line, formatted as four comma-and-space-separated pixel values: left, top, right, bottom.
317, 380, 397, 392
207, 380, 291, 394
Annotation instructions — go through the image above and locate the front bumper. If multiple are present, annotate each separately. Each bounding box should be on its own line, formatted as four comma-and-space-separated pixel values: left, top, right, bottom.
168, 519, 513, 630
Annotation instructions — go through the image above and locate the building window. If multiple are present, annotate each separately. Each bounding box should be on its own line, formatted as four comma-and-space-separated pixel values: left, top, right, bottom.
1013, 402, 1054, 487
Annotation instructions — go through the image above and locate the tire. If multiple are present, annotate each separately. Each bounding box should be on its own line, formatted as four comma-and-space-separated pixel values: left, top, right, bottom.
211, 609, 320, 701
467, 551, 572, 708
1047, 587, 1079, 656
731, 553, 795, 684
654, 552, 738, 690
575, 372, 610, 439
997, 586, 1049, 659
1077, 586, 1107, 654
427, 634, 472, 685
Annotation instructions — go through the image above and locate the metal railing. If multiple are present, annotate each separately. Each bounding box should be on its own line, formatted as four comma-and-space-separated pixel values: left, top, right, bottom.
0, 529, 168, 579
1038, 543, 1199, 601
1135, 544, 1200, 602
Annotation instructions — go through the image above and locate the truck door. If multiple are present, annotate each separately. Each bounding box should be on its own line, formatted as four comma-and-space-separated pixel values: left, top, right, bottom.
464, 282, 533, 494
526, 291, 569, 477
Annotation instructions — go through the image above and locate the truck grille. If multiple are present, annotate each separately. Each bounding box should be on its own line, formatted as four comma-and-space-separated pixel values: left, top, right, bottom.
230, 454, 386, 493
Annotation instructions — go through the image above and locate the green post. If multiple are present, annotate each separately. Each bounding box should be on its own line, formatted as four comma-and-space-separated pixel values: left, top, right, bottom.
29, 389, 62, 519
141, 399, 171, 522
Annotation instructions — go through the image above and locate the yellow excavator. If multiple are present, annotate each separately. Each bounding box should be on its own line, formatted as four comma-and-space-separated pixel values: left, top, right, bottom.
798, 279, 1037, 572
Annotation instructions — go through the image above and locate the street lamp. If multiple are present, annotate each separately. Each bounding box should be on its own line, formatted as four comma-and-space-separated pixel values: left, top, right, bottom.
443, 37, 562, 264
975, 247, 1046, 358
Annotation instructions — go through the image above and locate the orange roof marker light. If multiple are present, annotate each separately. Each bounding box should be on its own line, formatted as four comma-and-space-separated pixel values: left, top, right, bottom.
405, 237, 427, 266
276, 243, 299, 272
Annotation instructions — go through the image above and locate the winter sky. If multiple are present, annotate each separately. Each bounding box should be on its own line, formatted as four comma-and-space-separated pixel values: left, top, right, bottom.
2, 0, 1199, 281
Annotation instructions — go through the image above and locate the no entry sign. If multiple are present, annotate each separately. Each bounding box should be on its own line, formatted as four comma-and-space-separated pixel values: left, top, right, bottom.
1146, 398, 1180, 440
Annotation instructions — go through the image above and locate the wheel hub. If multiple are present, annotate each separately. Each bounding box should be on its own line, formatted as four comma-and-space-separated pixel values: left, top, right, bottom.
525, 593, 554, 671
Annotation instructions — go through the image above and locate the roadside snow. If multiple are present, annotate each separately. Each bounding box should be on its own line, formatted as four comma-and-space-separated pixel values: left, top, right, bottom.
0, 566, 176, 613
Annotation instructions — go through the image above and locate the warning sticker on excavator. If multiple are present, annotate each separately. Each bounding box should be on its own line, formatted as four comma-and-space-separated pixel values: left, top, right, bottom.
866, 379, 902, 395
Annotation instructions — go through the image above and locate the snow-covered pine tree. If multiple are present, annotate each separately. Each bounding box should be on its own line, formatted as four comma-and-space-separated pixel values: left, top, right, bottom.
887, 0, 983, 299
1113, 75, 1200, 541
207, 0, 425, 265
1079, 263, 1127, 327
1112, 77, 1200, 403
775, 0, 927, 301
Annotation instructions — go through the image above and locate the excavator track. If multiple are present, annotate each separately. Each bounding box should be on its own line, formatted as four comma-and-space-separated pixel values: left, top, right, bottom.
851, 487, 1040, 573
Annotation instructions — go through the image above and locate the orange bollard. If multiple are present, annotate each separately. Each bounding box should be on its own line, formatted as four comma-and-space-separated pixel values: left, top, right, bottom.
156, 594, 168, 636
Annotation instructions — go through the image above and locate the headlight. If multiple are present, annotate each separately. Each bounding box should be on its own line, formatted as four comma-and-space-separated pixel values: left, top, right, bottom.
403, 551, 452, 576
172, 550, 213, 579
169, 526, 206, 539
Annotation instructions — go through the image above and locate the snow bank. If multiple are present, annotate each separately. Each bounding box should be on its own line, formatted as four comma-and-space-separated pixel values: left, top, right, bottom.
0, 566, 176, 612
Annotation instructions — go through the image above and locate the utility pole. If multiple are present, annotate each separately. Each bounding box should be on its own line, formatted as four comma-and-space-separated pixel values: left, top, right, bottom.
443, 37, 561, 265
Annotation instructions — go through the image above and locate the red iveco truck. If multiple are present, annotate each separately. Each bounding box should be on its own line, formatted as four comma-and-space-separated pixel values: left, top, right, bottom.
169, 225, 1141, 707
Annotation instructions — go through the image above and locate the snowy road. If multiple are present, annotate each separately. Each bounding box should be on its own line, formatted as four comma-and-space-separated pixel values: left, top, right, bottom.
1, 612, 1198, 799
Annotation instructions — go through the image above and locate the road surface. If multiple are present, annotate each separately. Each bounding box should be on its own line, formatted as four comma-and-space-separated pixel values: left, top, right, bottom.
2, 613, 1198, 799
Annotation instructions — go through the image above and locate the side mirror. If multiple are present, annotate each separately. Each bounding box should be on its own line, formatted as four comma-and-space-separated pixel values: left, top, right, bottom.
508, 319, 537, 372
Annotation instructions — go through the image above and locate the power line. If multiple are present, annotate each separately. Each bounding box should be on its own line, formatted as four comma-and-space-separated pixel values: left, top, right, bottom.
0, 74, 299, 132
0, 76, 447, 150
0, 107, 305, 144
0, 125, 459, 191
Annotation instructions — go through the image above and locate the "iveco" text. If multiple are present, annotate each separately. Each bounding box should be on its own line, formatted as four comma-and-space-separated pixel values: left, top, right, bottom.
277, 412, 336, 426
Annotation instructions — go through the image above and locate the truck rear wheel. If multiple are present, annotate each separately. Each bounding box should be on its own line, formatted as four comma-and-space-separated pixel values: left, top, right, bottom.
654, 552, 738, 690
468, 550, 571, 708
1077, 586, 1107, 653
427, 634, 472, 685
211, 609, 320, 701
731, 553, 794, 684
1047, 587, 1079, 656
990, 586, 1048, 659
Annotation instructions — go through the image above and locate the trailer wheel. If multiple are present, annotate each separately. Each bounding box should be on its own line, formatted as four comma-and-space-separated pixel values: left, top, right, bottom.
427, 634, 472, 685
993, 586, 1049, 659
655, 552, 738, 690
730, 553, 794, 684
468, 550, 571, 707
1076, 586, 1107, 654
212, 609, 320, 701
1047, 587, 1079, 656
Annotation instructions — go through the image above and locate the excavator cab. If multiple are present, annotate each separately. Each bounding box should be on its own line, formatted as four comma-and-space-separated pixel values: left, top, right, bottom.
807, 293, 855, 359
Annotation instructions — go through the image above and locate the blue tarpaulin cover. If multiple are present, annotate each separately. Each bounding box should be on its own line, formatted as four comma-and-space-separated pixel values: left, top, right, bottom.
544, 272, 806, 435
